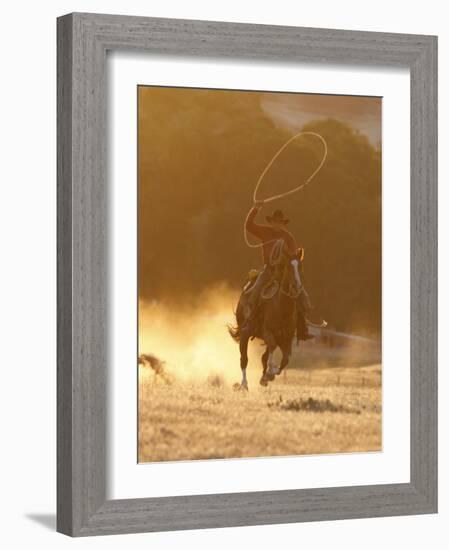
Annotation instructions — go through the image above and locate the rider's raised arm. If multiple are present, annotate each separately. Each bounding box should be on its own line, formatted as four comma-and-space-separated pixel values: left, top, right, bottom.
245, 205, 267, 239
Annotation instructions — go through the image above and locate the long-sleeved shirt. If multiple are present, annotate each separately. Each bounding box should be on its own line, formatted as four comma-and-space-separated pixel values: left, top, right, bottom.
245, 206, 298, 265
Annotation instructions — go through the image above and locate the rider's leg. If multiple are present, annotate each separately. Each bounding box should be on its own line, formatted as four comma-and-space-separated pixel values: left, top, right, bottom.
244, 266, 271, 321
297, 309, 311, 340
300, 288, 313, 311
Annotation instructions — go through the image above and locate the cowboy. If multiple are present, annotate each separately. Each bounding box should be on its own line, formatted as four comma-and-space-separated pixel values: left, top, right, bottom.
244, 200, 312, 340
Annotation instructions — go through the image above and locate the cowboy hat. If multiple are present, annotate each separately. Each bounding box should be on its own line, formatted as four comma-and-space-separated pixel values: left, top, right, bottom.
266, 209, 289, 224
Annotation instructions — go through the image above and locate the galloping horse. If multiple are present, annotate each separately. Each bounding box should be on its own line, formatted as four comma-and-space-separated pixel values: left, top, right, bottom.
229, 242, 302, 389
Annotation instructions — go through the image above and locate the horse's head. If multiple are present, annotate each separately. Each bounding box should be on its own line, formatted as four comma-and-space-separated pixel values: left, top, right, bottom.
279, 247, 304, 298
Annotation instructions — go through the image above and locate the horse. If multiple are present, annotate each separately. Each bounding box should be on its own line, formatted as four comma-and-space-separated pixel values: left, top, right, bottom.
228, 242, 302, 390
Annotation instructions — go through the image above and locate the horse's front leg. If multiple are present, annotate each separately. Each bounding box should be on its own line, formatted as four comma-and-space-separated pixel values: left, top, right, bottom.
261, 330, 279, 384
278, 338, 293, 375
259, 348, 269, 386
266, 350, 281, 380
239, 328, 251, 391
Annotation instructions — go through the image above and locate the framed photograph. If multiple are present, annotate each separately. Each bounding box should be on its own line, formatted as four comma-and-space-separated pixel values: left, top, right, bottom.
57, 13, 437, 536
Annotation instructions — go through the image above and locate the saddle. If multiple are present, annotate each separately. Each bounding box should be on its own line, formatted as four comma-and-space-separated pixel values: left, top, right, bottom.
242, 268, 279, 300
238, 247, 316, 341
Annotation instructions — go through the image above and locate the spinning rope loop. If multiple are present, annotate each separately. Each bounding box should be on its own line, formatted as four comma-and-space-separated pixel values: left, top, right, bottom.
244, 131, 328, 249
243, 131, 329, 328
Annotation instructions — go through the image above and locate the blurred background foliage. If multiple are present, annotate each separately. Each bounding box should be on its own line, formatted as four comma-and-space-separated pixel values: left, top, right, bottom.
138, 87, 381, 337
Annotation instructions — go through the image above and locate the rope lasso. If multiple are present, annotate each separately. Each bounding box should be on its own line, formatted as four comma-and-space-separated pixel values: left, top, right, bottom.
244, 131, 328, 248
243, 131, 329, 329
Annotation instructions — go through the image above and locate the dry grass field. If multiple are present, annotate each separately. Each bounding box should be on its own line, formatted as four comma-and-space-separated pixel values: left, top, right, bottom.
138, 293, 381, 463
138, 346, 381, 463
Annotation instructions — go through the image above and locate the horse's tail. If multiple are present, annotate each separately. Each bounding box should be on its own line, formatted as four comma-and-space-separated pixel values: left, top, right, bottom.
227, 323, 241, 343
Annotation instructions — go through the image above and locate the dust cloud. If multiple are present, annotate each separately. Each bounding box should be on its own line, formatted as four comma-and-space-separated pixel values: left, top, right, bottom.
138, 283, 262, 386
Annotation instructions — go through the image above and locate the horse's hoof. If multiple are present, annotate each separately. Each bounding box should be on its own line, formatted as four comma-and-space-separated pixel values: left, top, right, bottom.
266, 366, 280, 380
240, 383, 249, 392
259, 377, 268, 387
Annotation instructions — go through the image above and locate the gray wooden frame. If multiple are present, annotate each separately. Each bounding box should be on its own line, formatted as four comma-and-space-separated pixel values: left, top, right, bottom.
57, 12, 438, 537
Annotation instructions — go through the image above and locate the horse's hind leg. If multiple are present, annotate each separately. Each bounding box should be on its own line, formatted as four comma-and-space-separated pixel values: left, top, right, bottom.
259, 348, 269, 386
261, 348, 269, 376
239, 328, 251, 391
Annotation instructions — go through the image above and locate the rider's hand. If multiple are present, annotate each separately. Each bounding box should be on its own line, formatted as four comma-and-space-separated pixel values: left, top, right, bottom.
254, 199, 264, 209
